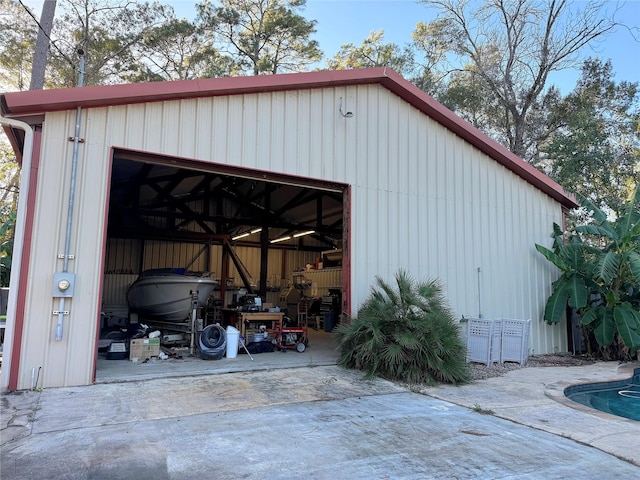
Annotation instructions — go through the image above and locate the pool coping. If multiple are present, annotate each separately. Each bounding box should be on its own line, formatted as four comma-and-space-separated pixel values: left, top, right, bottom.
545, 363, 640, 423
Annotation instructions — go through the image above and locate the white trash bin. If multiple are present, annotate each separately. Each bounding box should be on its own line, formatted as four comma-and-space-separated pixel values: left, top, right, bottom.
225, 325, 240, 358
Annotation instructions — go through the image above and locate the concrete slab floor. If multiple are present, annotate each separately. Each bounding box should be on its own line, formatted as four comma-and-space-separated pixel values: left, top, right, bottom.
95, 329, 341, 384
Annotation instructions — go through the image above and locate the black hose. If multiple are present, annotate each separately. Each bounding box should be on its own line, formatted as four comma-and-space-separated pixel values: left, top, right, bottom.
199, 324, 227, 360
200, 324, 226, 349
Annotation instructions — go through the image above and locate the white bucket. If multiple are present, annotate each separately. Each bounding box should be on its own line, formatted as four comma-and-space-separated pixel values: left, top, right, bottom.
225, 325, 240, 358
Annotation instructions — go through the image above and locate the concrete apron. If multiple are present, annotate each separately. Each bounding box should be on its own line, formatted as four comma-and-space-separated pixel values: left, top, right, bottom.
2, 363, 639, 479
419, 361, 640, 467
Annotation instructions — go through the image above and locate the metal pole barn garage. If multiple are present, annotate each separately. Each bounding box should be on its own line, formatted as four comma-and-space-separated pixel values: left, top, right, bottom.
1, 68, 577, 390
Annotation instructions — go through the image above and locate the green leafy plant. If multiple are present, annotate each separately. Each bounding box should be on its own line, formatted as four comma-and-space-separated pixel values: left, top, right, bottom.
335, 270, 470, 385
0, 210, 15, 287
535, 186, 640, 359
472, 404, 494, 415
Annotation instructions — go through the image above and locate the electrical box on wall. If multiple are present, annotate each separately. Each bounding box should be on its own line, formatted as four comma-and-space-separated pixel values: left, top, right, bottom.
53, 272, 75, 297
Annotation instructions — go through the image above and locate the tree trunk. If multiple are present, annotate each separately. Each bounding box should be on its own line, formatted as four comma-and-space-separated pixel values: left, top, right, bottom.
29, 0, 57, 90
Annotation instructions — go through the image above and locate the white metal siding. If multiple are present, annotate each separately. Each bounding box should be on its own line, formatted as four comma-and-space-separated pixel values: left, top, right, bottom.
16, 83, 565, 389
347, 88, 564, 356
17, 108, 111, 389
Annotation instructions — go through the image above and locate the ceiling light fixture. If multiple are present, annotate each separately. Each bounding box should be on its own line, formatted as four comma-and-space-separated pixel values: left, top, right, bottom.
232, 227, 263, 241
231, 232, 250, 240
293, 230, 315, 238
339, 97, 354, 118
270, 235, 291, 244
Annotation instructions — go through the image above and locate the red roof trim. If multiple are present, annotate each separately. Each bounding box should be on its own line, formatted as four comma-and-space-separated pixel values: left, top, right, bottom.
1, 69, 382, 115
1, 68, 577, 208
8, 130, 41, 390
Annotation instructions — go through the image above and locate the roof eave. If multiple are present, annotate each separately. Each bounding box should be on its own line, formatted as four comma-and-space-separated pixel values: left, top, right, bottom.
1, 69, 385, 116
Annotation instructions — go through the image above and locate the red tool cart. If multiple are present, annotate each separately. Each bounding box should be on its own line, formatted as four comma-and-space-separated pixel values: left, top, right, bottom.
276, 308, 309, 352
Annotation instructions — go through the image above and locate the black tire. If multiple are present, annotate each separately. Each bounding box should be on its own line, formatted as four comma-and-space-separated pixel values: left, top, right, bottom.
200, 324, 226, 349
198, 334, 226, 360
200, 348, 224, 360
198, 335, 226, 352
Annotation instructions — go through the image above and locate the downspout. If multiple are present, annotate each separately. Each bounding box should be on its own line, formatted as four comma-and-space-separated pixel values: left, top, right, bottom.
0, 116, 34, 391
55, 50, 85, 340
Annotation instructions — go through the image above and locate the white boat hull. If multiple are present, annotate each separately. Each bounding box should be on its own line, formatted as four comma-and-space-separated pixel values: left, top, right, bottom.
126, 273, 217, 322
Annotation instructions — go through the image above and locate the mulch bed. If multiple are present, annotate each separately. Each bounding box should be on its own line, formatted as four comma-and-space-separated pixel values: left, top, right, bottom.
469, 354, 596, 380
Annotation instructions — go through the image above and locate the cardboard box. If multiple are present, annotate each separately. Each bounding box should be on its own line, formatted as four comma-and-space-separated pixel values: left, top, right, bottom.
129, 338, 160, 361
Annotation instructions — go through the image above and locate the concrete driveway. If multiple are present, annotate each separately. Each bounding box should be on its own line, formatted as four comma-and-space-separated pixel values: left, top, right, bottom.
2, 364, 639, 479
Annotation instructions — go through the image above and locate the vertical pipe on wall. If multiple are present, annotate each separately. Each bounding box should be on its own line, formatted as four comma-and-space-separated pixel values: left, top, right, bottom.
0, 116, 34, 391
56, 51, 85, 340
477, 266, 482, 318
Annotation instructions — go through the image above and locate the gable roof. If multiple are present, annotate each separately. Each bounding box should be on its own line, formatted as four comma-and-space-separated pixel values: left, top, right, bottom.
1, 67, 577, 208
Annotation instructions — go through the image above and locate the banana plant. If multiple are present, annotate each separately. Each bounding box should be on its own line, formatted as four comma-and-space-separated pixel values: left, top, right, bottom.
535, 186, 640, 356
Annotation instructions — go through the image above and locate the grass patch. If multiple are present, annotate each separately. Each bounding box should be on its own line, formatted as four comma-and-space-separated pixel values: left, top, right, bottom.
472, 403, 495, 415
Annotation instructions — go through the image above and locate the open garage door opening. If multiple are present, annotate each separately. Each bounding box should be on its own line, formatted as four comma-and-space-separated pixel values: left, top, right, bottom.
96, 149, 349, 381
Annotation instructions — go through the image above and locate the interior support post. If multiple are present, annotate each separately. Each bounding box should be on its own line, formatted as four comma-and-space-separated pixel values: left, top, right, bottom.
258, 185, 271, 300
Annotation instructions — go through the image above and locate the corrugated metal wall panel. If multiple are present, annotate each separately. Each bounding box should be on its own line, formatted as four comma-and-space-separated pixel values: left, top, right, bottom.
123, 104, 146, 150
16, 108, 112, 389
104, 238, 140, 273
347, 87, 565, 356
303, 268, 343, 296
140, 241, 211, 273
102, 274, 138, 305
286, 251, 317, 278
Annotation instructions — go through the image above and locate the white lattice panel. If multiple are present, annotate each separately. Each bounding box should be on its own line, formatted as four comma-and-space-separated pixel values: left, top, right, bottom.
500, 318, 531, 365
466, 318, 498, 366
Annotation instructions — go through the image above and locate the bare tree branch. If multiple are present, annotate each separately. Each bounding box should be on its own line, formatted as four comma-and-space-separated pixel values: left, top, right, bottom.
415, 0, 618, 159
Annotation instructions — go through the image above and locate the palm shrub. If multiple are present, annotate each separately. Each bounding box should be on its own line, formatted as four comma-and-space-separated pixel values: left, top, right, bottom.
535, 186, 640, 360
335, 270, 469, 385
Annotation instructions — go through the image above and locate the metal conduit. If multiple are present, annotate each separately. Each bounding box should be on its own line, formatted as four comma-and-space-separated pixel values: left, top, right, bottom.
56, 51, 85, 340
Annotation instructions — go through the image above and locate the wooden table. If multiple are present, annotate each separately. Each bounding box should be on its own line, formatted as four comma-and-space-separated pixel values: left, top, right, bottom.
237, 311, 284, 340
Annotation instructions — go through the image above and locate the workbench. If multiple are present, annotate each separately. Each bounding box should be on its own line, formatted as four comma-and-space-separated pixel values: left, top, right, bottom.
238, 311, 284, 339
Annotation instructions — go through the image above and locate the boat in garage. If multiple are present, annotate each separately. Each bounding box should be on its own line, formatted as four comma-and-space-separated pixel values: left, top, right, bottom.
126, 269, 217, 322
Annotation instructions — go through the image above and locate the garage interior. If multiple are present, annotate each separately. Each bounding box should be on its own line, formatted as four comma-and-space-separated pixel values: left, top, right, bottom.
97, 149, 347, 381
